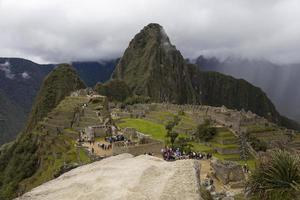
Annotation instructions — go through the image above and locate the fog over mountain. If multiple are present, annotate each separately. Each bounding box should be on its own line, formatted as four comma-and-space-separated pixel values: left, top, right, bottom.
0, 0, 300, 63
195, 56, 300, 123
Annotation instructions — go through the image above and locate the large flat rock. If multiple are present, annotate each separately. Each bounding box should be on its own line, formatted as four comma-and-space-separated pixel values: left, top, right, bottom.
16, 154, 202, 200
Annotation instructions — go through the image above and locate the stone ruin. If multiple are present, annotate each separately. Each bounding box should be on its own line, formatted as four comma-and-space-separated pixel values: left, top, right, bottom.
133, 103, 272, 136
84, 125, 111, 141
70, 88, 94, 97
211, 159, 245, 185
112, 127, 164, 156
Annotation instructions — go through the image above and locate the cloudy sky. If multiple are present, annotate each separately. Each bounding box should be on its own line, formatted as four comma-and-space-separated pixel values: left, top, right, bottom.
0, 0, 299, 64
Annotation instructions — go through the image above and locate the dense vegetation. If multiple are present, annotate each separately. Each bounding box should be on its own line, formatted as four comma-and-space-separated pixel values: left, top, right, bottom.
165, 115, 181, 147
193, 120, 217, 142
0, 132, 38, 199
247, 134, 267, 152
0, 92, 26, 145
94, 79, 131, 102
246, 150, 300, 200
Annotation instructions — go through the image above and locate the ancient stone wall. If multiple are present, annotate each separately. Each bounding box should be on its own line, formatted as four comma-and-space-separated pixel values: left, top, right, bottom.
112, 141, 164, 156
212, 160, 245, 184
214, 147, 240, 155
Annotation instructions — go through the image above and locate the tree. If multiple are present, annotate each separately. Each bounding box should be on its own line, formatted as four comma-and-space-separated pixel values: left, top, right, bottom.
194, 119, 217, 142
246, 150, 300, 200
94, 80, 131, 102
165, 115, 181, 147
175, 137, 193, 153
167, 131, 179, 148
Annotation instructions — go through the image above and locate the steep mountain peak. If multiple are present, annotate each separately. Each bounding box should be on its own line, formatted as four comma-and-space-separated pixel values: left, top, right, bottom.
112, 23, 195, 103
126, 23, 176, 54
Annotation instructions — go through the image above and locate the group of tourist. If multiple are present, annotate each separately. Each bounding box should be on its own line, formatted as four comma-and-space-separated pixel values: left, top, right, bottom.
105, 134, 126, 143
161, 147, 213, 161
242, 164, 250, 173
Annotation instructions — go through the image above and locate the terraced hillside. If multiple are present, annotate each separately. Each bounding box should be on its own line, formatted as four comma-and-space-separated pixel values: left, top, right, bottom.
244, 123, 300, 152
115, 107, 256, 168
18, 96, 95, 193
114, 103, 300, 169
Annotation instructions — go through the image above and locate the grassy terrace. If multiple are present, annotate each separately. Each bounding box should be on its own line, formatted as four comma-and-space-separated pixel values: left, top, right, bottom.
244, 124, 277, 133
146, 111, 175, 124
116, 116, 257, 169
117, 118, 167, 141
22, 129, 91, 190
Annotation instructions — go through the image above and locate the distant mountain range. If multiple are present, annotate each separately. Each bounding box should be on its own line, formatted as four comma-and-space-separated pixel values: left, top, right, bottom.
0, 58, 53, 144
194, 56, 300, 123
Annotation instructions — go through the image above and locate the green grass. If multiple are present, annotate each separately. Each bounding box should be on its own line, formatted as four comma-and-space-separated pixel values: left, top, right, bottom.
78, 148, 91, 163
211, 142, 239, 149
117, 118, 167, 141
116, 117, 258, 170
215, 129, 235, 137
245, 125, 277, 133
147, 111, 175, 124
190, 142, 213, 153
237, 159, 257, 170
214, 153, 241, 161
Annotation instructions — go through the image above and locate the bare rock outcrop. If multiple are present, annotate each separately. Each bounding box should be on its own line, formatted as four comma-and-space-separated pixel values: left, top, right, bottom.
16, 154, 202, 200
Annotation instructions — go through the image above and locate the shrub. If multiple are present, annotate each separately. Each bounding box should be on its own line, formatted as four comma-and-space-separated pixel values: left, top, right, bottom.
248, 136, 267, 152
194, 120, 217, 142
178, 109, 185, 116
175, 137, 192, 153
123, 95, 150, 105
246, 150, 300, 200
94, 80, 131, 102
165, 115, 181, 147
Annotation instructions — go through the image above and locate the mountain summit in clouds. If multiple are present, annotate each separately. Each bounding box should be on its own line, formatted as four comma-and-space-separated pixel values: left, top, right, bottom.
112, 23, 298, 129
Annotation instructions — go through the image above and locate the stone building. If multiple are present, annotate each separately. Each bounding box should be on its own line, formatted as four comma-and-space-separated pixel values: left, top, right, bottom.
85, 125, 111, 141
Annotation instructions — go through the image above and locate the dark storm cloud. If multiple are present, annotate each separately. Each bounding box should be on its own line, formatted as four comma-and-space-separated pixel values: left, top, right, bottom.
0, 0, 299, 63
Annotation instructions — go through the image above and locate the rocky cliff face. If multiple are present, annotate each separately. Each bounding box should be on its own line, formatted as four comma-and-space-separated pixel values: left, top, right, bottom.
112, 23, 283, 125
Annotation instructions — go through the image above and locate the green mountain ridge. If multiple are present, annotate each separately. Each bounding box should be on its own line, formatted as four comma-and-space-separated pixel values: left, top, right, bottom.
25, 64, 86, 133
0, 92, 26, 144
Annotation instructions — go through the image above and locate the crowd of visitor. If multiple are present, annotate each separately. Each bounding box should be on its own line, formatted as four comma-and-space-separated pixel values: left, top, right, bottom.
161, 147, 212, 161
105, 134, 126, 143
242, 164, 250, 173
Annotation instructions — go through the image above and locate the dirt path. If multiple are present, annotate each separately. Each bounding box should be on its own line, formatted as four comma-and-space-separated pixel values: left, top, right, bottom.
82, 139, 112, 157
198, 160, 224, 192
